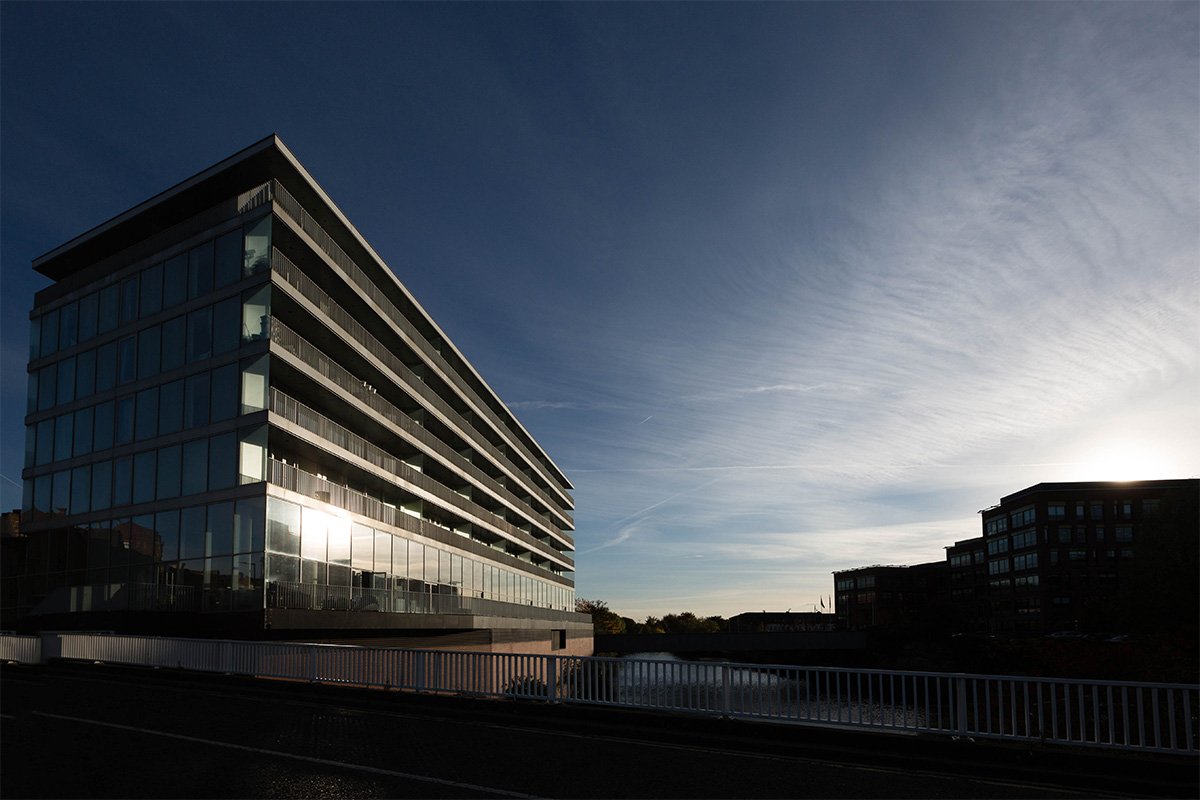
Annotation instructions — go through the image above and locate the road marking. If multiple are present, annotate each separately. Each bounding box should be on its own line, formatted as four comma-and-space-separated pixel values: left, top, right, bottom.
33, 711, 542, 799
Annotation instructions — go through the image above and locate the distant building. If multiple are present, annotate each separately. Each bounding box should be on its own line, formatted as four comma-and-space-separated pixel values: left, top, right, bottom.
728, 611, 835, 633
833, 562, 946, 631
976, 479, 1199, 635
945, 536, 988, 633
9, 135, 591, 654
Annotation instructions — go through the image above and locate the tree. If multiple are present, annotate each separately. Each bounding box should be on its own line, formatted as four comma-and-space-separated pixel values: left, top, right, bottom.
575, 598, 626, 635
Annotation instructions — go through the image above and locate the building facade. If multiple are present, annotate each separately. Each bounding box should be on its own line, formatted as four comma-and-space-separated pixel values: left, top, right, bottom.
975, 479, 1198, 635
833, 562, 946, 632
11, 136, 591, 654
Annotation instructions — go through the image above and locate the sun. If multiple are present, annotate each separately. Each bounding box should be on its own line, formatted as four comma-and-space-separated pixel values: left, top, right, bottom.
1072, 439, 1176, 482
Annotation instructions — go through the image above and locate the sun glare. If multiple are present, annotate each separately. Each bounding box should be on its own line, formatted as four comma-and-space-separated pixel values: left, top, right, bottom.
1072, 439, 1175, 482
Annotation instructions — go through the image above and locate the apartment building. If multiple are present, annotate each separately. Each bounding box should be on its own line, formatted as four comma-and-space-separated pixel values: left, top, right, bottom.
833, 562, 946, 631
11, 135, 591, 654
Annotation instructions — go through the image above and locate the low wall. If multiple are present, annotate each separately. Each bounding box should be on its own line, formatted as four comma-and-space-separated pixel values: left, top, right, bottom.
595, 630, 867, 654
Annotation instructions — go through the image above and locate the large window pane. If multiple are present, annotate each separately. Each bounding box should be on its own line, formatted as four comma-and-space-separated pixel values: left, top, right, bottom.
212, 296, 240, 355
78, 291, 98, 342
180, 505, 207, 560
37, 365, 56, 411
29, 316, 41, 361
137, 325, 160, 379
40, 308, 59, 357
95, 341, 116, 392
140, 263, 163, 317
160, 315, 186, 372
59, 301, 78, 350
184, 372, 210, 429
132, 450, 156, 504
70, 465, 91, 515
186, 307, 212, 362
135, 387, 158, 441
119, 276, 139, 324
163, 253, 188, 309
207, 501, 234, 557
238, 424, 266, 484
300, 506, 328, 562
215, 229, 242, 288
98, 284, 119, 334
210, 363, 238, 422
240, 354, 268, 414
266, 553, 299, 583
27, 366, 39, 414
75, 348, 96, 399
266, 497, 301, 556
351, 524, 373, 571
93, 400, 114, 452
233, 496, 265, 554
115, 396, 134, 445
35, 419, 54, 466
73, 405, 94, 457
54, 413, 74, 462
24, 424, 36, 469
241, 285, 270, 342
113, 456, 132, 507
91, 460, 112, 512
117, 336, 136, 384
34, 474, 51, 517
188, 241, 215, 300
158, 379, 184, 435
56, 357, 75, 406
155, 509, 180, 562
52, 469, 71, 516
207, 432, 237, 491
243, 216, 271, 276
181, 438, 208, 496
157, 444, 181, 499
375, 530, 392, 577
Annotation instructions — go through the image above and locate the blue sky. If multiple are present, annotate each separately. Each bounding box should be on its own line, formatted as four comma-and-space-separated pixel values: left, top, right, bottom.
2, 3, 1197, 618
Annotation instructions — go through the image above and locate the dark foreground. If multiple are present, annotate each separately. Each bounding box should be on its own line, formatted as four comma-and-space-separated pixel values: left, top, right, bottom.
1, 662, 1195, 799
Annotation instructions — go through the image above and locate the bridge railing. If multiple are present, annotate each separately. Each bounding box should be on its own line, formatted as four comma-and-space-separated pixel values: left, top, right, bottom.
2, 633, 1194, 754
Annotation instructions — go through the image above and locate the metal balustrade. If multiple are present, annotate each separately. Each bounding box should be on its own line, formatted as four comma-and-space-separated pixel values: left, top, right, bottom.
267, 180, 573, 513
272, 248, 571, 537
266, 580, 576, 621
268, 320, 574, 567
272, 248, 573, 535
3, 632, 1194, 754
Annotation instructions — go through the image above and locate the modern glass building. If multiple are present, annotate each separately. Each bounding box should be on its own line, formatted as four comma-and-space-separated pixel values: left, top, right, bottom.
10, 135, 591, 654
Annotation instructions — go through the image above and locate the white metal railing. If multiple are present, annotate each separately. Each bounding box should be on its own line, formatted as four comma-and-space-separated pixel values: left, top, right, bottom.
2, 633, 1195, 754
0, 635, 41, 664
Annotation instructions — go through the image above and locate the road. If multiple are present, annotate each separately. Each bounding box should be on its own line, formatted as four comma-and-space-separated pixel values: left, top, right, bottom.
1, 663, 1191, 798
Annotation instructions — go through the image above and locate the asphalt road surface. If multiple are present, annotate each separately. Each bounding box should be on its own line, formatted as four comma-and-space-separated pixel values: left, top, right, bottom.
1, 663, 1192, 799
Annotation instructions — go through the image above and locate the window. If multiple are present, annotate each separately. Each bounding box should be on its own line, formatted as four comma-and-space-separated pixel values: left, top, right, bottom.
156, 509, 180, 563
98, 284, 119, 333
161, 316, 186, 371
40, 308, 59, 356
119, 276, 139, 323
859, 575, 876, 588
1013, 553, 1038, 571
117, 336, 137, 384
188, 241, 214, 300
78, 292, 98, 342
984, 516, 1008, 536
1075, 501, 1084, 518
135, 387, 158, 441
210, 363, 239, 422
266, 497, 301, 556
112, 456, 132, 507
244, 216, 271, 276
54, 413, 74, 462
158, 379, 184, 435
93, 401, 114, 452
1058, 526, 1072, 543
207, 501, 234, 557
75, 348, 96, 399
950, 553, 971, 568
988, 559, 1010, 575
163, 254, 188, 308
157, 444, 182, 500
1115, 526, 1133, 542
215, 229, 242, 288
35, 419, 54, 466
1011, 506, 1036, 528
240, 354, 268, 413
137, 325, 161, 379
184, 372, 210, 429
181, 438, 208, 496
987, 538, 1009, 555
140, 263, 163, 317
95, 341, 116, 392
213, 296, 240, 355
73, 406, 94, 457
1047, 503, 1066, 520
238, 425, 267, 484
1069, 549, 1087, 561
59, 301, 78, 350
1090, 501, 1103, 520
208, 432, 237, 491
242, 285, 270, 342
56, 356, 75, 406
37, 365, 56, 411
115, 396, 135, 445
233, 496, 264, 554
1012, 530, 1037, 549
91, 460, 112, 511
70, 465, 91, 515
1116, 500, 1132, 519
180, 505, 207, 560
1143, 499, 1161, 517
132, 450, 157, 504
186, 307, 213, 362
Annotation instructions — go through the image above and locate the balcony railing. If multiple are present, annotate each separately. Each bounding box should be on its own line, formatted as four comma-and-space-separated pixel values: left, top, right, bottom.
268, 180, 573, 510
267, 458, 574, 581
271, 249, 571, 538
266, 580, 575, 617
269, 387, 571, 568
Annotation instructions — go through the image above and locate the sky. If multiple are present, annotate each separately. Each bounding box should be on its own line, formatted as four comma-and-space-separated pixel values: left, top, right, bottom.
2, 2, 1197, 620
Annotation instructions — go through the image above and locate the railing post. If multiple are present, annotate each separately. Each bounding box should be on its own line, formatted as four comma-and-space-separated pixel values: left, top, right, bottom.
547, 655, 558, 704
308, 645, 318, 683
722, 664, 731, 717
955, 675, 969, 735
